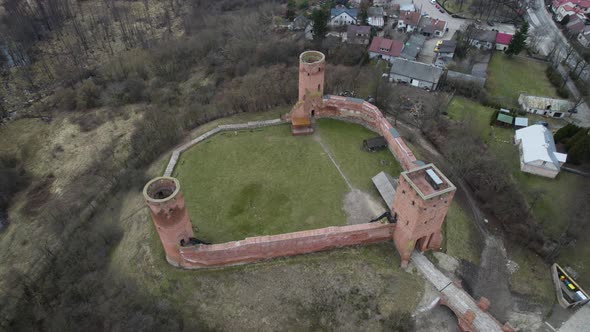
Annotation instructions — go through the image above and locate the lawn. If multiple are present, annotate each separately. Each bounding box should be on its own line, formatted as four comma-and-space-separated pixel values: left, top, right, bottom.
447, 97, 587, 241
444, 202, 481, 264
316, 119, 402, 198
173, 119, 402, 243
507, 243, 555, 308
486, 53, 558, 108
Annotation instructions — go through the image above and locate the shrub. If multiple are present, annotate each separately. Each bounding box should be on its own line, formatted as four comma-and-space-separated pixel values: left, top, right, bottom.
102, 79, 146, 107
76, 79, 101, 110
53, 87, 77, 111
557, 86, 569, 98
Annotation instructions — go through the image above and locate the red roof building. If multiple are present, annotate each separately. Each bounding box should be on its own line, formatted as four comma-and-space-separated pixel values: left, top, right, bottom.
368, 37, 404, 62
495, 32, 513, 45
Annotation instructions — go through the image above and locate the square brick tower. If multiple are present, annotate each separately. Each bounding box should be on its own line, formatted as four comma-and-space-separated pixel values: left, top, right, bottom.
290, 50, 325, 135
392, 164, 456, 267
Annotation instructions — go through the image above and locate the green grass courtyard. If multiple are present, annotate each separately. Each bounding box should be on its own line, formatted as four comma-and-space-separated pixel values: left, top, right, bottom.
173, 119, 401, 243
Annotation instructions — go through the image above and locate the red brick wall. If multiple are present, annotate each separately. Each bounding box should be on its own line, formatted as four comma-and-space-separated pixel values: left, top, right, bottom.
178, 223, 395, 268
319, 95, 417, 171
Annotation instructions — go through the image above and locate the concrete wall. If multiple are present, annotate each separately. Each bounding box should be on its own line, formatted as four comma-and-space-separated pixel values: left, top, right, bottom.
178, 223, 396, 268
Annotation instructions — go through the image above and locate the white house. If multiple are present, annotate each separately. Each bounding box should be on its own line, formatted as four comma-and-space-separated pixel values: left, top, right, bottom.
518, 94, 575, 118
329, 8, 358, 26
514, 125, 567, 178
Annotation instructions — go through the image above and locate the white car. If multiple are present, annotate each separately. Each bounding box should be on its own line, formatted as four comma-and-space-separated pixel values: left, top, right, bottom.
430, 0, 436, 4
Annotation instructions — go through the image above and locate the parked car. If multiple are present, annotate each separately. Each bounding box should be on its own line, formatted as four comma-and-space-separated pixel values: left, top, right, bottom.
439, 9, 445, 13
422, 12, 429, 17
435, 4, 440, 8
487, 21, 495, 26
431, 0, 436, 4
535, 121, 549, 127
451, 14, 459, 18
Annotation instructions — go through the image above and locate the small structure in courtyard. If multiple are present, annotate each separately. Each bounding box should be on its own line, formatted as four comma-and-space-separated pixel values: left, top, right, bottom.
514, 124, 567, 178
363, 136, 388, 152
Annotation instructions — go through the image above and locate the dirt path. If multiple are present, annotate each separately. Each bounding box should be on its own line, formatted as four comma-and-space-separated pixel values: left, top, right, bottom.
472, 236, 513, 323
313, 132, 385, 224
313, 134, 353, 190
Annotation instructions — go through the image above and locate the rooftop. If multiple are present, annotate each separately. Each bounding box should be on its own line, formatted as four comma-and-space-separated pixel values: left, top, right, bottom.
518, 94, 575, 112
495, 32, 513, 44
400, 34, 426, 60
368, 36, 404, 57
472, 28, 498, 42
401, 164, 456, 200
390, 58, 443, 83
515, 124, 567, 167
331, 7, 358, 18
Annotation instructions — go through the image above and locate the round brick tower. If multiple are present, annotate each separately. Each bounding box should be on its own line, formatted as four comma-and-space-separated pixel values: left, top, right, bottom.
298, 50, 325, 101
143, 177, 194, 266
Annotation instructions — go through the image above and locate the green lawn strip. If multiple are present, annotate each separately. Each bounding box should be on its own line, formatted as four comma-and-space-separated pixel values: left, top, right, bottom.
558, 234, 590, 287
486, 53, 558, 108
507, 243, 555, 307
444, 202, 481, 264
316, 119, 403, 198
173, 124, 348, 243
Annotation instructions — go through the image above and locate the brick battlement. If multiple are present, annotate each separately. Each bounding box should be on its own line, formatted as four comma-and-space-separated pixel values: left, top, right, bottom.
178, 223, 396, 268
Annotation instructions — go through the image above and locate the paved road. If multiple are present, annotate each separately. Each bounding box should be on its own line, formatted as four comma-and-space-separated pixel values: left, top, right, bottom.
526, 0, 590, 127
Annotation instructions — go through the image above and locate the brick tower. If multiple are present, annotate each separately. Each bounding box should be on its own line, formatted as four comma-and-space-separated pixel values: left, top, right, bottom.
290, 50, 325, 135
143, 177, 194, 266
391, 164, 456, 267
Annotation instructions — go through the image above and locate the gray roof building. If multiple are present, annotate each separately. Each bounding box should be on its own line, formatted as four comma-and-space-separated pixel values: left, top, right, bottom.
400, 34, 426, 60
390, 58, 443, 87
472, 28, 497, 43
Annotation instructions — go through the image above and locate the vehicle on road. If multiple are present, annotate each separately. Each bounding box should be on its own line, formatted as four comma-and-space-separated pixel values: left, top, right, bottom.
439, 9, 445, 13
435, 4, 440, 8
434, 40, 443, 52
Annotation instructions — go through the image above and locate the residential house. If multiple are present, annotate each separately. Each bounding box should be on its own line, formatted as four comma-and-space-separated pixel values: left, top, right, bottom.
374, 0, 392, 7
435, 40, 456, 67
389, 58, 443, 90
398, 10, 421, 32
329, 8, 358, 26
565, 14, 587, 35
518, 94, 575, 118
469, 29, 498, 50
514, 125, 567, 178
400, 3, 416, 12
400, 34, 426, 60
368, 37, 404, 63
290, 15, 311, 31
418, 17, 447, 38
368, 6, 386, 28
347, 25, 372, 45
555, 2, 587, 22
577, 26, 590, 47
552, 0, 590, 13
495, 32, 513, 51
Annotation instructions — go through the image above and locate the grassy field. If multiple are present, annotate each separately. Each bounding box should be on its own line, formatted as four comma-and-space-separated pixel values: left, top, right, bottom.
559, 235, 590, 286
444, 202, 481, 265
317, 119, 402, 197
486, 54, 558, 108
507, 243, 555, 306
441, 0, 475, 15
447, 96, 590, 301
173, 119, 401, 243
